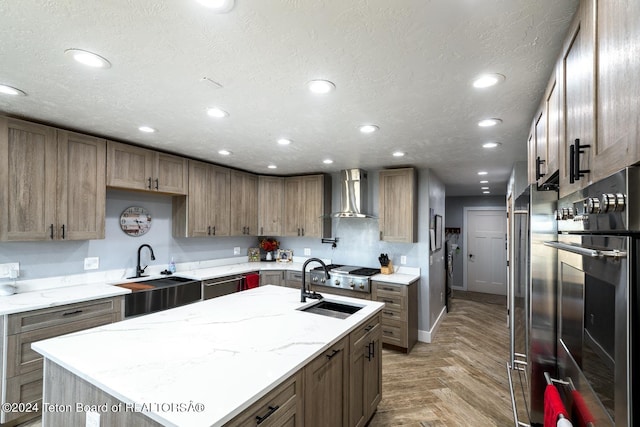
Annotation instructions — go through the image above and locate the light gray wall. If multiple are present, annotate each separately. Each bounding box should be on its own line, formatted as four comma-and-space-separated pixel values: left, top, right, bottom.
444, 195, 506, 288
427, 172, 446, 329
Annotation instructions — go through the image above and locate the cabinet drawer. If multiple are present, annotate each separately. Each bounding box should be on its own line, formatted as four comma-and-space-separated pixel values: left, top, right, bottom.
226, 372, 301, 426
3, 369, 43, 424
380, 306, 405, 322
349, 315, 381, 353
8, 297, 121, 334
380, 319, 406, 347
7, 313, 117, 378
374, 283, 406, 296
375, 294, 403, 311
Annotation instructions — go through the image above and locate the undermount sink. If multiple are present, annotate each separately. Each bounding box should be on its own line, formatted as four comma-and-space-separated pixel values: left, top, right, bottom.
299, 300, 364, 319
117, 276, 196, 291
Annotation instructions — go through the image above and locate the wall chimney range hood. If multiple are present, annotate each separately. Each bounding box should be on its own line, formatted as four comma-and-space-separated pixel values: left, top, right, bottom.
331, 169, 375, 218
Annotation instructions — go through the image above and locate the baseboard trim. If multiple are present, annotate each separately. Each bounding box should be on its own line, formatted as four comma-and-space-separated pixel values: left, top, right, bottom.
418, 305, 447, 343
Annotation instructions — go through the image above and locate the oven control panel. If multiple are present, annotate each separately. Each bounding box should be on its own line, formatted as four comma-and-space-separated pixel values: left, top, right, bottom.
557, 192, 627, 232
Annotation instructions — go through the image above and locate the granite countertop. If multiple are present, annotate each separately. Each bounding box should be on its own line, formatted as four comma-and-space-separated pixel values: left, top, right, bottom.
32, 285, 384, 427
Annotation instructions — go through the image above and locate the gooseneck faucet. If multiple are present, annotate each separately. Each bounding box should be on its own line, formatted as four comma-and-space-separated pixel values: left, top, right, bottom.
301, 258, 329, 303
135, 244, 156, 278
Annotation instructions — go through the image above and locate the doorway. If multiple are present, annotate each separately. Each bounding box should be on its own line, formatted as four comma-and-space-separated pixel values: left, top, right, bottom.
463, 208, 507, 295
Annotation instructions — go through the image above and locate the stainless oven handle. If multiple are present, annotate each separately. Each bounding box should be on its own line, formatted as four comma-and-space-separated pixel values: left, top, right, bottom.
204, 277, 242, 286
544, 241, 627, 258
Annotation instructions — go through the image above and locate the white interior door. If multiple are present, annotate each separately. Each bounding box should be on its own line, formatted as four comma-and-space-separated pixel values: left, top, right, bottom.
465, 209, 507, 295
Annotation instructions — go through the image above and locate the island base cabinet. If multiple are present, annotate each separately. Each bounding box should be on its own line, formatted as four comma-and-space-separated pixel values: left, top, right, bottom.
349, 314, 382, 427
42, 360, 162, 427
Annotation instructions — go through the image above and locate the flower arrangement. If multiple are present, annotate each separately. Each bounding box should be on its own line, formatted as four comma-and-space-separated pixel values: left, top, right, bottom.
260, 237, 279, 252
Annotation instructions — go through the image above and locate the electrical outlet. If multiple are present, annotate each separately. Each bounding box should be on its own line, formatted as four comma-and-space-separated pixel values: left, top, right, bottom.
84, 257, 99, 270
400, 255, 407, 265
233, 247, 241, 255
0, 262, 19, 279
304, 248, 311, 256
86, 410, 100, 427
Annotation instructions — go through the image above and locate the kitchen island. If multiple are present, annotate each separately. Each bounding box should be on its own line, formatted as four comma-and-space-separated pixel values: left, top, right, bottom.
32, 285, 384, 426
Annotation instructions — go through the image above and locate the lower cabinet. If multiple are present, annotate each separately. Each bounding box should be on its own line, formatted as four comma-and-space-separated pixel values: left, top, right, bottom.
284, 270, 307, 289
260, 270, 285, 286
1, 296, 123, 424
304, 336, 349, 427
349, 314, 382, 427
373, 279, 418, 353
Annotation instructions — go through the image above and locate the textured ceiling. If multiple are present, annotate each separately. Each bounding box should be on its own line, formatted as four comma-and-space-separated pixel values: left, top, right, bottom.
0, 0, 578, 196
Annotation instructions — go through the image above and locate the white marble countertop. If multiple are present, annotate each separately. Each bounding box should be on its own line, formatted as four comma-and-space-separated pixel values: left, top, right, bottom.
371, 267, 421, 285
32, 286, 384, 427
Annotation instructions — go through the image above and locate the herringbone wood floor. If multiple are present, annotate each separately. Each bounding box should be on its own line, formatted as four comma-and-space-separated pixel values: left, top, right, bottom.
369, 291, 512, 426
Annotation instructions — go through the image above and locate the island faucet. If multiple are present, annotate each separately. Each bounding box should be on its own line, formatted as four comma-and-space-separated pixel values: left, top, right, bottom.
135, 244, 156, 278
301, 258, 329, 303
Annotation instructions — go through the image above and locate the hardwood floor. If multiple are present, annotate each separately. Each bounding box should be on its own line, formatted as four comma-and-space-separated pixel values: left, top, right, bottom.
369, 291, 513, 426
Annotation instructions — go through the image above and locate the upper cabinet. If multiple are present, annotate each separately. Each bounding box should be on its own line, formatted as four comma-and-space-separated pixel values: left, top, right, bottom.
379, 168, 416, 243
593, 0, 640, 181
0, 117, 105, 241
230, 171, 258, 236
106, 141, 187, 195
258, 176, 284, 236
283, 175, 331, 238
173, 161, 230, 238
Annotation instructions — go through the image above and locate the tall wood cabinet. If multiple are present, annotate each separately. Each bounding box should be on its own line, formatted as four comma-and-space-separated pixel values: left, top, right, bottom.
283, 174, 331, 238
258, 176, 284, 236
106, 141, 188, 195
173, 160, 230, 237
0, 117, 105, 241
230, 170, 258, 236
378, 168, 416, 243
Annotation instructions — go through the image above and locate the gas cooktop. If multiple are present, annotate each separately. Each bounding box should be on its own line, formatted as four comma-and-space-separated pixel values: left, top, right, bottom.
310, 264, 380, 293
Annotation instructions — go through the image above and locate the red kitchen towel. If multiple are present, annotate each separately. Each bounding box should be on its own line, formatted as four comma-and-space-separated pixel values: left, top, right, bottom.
545, 384, 569, 427
571, 390, 594, 427
245, 273, 260, 290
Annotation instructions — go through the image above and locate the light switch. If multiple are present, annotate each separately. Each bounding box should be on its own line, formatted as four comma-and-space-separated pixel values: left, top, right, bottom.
400, 255, 407, 265
233, 247, 241, 255
0, 262, 19, 279
304, 248, 311, 256
84, 257, 99, 270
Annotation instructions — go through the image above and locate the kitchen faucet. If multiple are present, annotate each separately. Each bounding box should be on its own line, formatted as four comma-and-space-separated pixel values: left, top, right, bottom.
301, 258, 328, 303
135, 244, 156, 278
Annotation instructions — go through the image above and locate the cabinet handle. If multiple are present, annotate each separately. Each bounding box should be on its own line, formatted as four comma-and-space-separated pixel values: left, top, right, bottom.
208, 226, 211, 236
260, 226, 263, 235
63, 309, 83, 317
255, 405, 279, 424
383, 330, 394, 336
383, 310, 395, 316
301, 228, 304, 236
50, 224, 54, 240
61, 224, 66, 239
380, 231, 383, 240
572, 138, 591, 182
382, 299, 394, 304
212, 226, 216, 236
246, 226, 250, 234
147, 177, 152, 189
326, 349, 340, 359
297, 228, 300, 236
365, 325, 374, 332
367, 341, 375, 361
154, 178, 159, 190
535, 156, 545, 180
381, 287, 395, 292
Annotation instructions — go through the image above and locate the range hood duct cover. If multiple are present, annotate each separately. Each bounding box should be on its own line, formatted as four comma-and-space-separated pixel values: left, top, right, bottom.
331, 169, 375, 218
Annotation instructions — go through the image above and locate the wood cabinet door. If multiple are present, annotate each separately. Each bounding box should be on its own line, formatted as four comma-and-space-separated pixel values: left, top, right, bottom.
559, 1, 595, 197
0, 117, 57, 241
546, 76, 560, 179
304, 337, 349, 427
106, 141, 154, 191
527, 127, 536, 185
186, 160, 212, 237
210, 165, 231, 236
301, 175, 324, 238
379, 168, 416, 243
594, 0, 640, 180
283, 177, 303, 236
56, 131, 106, 240
365, 325, 382, 418
258, 176, 283, 236
534, 108, 548, 184
230, 171, 257, 235
155, 152, 188, 195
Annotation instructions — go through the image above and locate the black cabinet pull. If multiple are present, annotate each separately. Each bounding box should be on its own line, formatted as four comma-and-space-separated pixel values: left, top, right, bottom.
63, 309, 83, 317
383, 310, 395, 316
382, 299, 394, 304
367, 341, 375, 360
326, 349, 340, 359
301, 228, 304, 236
212, 226, 216, 236
147, 177, 152, 189
154, 178, 159, 190
246, 226, 249, 234
50, 224, 54, 239
572, 138, 591, 182
365, 325, 374, 332
535, 156, 545, 180
569, 143, 575, 184
383, 330, 394, 335
208, 226, 211, 236
297, 228, 300, 236
255, 405, 279, 424
61, 224, 66, 239
260, 227, 263, 235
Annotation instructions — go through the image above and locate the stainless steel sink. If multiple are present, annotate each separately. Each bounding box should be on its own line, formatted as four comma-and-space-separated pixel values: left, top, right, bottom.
116, 276, 201, 318
299, 300, 363, 319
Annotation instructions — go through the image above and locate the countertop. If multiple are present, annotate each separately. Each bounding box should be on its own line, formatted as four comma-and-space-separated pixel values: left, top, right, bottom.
32, 285, 384, 427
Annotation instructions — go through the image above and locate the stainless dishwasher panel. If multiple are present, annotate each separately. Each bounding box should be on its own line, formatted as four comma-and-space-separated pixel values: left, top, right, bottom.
203, 275, 243, 299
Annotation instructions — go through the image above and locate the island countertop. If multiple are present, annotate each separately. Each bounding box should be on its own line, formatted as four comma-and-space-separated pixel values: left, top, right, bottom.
32, 285, 384, 427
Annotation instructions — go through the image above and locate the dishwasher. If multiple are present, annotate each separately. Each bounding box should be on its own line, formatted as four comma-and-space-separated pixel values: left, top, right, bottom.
203, 272, 259, 299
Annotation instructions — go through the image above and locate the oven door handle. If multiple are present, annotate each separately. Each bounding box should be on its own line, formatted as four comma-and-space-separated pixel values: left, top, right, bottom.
544, 241, 627, 258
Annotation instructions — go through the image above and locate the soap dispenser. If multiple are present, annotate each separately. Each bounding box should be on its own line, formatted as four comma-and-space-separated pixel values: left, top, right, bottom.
168, 258, 176, 274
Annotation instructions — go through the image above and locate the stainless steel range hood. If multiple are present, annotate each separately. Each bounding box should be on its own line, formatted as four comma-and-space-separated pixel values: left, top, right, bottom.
330, 169, 375, 218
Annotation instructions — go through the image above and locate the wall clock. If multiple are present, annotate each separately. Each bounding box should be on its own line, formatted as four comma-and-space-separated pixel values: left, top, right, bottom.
120, 206, 152, 237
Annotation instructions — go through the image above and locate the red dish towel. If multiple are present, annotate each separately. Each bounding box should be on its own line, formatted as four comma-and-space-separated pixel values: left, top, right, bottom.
545, 384, 569, 427
571, 390, 594, 427
245, 273, 260, 290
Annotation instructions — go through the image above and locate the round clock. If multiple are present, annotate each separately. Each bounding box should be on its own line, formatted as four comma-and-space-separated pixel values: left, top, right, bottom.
120, 206, 152, 237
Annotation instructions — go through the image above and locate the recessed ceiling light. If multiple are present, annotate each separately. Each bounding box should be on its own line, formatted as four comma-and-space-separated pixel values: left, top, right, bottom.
0, 84, 27, 96
277, 138, 291, 145
323, 159, 334, 164
195, 0, 235, 12
307, 80, 336, 94
481, 187, 489, 190
267, 164, 277, 169
480, 180, 489, 184
483, 191, 491, 194
473, 73, 505, 88
138, 126, 156, 133
359, 124, 379, 134
392, 151, 405, 157
478, 118, 502, 127
207, 107, 229, 118
482, 142, 501, 148
218, 149, 231, 156
478, 171, 488, 176
64, 49, 111, 68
